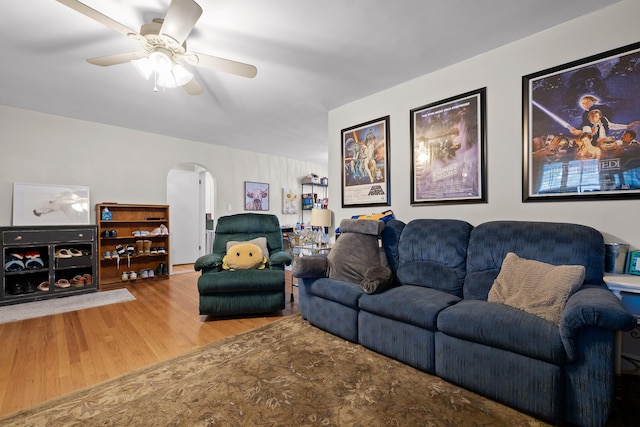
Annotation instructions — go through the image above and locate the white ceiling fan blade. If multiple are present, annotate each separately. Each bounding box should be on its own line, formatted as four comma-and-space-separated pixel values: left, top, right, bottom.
185, 52, 257, 78
87, 52, 147, 67
182, 77, 204, 95
160, 0, 203, 46
56, 0, 138, 38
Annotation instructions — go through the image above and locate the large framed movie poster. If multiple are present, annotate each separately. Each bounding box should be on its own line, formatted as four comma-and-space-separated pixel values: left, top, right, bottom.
410, 88, 487, 205
341, 116, 391, 207
523, 42, 640, 202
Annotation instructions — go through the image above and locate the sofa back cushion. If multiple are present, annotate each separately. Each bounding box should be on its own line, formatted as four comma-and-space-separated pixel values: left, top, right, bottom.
395, 219, 473, 297
381, 218, 406, 279
464, 221, 604, 300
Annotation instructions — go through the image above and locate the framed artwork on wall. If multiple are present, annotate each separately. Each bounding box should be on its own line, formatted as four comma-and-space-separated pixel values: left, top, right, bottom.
282, 187, 299, 214
245, 181, 269, 211
341, 116, 391, 207
410, 88, 487, 205
12, 183, 90, 226
523, 41, 640, 202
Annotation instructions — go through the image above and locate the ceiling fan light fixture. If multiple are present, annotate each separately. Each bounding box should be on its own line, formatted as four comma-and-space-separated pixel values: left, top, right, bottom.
170, 64, 193, 86
131, 58, 153, 80
149, 49, 173, 73
156, 64, 193, 88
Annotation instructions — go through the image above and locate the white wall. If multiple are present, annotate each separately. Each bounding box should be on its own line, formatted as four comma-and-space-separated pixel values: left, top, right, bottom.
328, 0, 640, 250
0, 105, 326, 228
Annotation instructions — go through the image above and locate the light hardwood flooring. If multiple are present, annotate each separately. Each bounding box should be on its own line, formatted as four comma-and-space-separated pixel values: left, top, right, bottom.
0, 269, 299, 416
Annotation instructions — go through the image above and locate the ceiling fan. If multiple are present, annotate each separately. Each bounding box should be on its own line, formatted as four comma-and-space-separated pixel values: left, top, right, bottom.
56, 0, 257, 95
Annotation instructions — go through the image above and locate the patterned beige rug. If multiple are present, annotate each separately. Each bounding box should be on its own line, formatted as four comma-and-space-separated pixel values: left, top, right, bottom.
0, 314, 554, 426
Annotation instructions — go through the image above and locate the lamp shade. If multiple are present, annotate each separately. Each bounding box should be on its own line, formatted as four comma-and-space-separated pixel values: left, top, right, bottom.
310, 208, 332, 228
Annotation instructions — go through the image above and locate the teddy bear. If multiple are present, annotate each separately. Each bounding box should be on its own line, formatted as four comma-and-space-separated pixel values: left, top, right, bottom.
222, 242, 267, 270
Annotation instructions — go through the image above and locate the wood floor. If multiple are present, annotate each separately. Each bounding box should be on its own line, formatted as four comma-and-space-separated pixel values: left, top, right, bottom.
0, 270, 299, 417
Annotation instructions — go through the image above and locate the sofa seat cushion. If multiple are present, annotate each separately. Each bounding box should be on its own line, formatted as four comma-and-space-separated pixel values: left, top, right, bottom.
438, 300, 566, 364
198, 269, 284, 294
304, 277, 364, 308
359, 285, 460, 330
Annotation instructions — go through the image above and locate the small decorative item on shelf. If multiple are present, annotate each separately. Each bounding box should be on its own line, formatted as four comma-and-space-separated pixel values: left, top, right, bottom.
302, 193, 314, 210
627, 251, 640, 275
101, 207, 112, 221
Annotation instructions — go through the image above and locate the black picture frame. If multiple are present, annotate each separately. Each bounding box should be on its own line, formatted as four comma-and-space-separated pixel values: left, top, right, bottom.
523, 41, 640, 202
341, 116, 391, 208
410, 88, 487, 205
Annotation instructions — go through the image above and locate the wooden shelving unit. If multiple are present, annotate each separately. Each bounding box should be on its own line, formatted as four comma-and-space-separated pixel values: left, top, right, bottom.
1, 225, 97, 306
96, 203, 170, 290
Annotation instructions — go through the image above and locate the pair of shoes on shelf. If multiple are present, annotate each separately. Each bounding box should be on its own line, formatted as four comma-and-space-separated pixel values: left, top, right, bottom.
82, 274, 92, 286
121, 271, 138, 281
139, 269, 155, 279
24, 250, 45, 270
70, 275, 86, 287
55, 248, 86, 259
37, 281, 49, 292
136, 240, 152, 255
150, 224, 170, 236
101, 230, 118, 238
103, 251, 121, 260
132, 230, 150, 237
9, 281, 37, 294
55, 279, 70, 289
5, 253, 26, 272
155, 263, 169, 276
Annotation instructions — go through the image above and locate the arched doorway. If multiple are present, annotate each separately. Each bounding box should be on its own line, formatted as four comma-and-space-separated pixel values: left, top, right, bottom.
167, 163, 215, 273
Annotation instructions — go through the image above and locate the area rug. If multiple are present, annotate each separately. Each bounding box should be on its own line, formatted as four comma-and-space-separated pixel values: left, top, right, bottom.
0, 314, 552, 426
0, 289, 135, 324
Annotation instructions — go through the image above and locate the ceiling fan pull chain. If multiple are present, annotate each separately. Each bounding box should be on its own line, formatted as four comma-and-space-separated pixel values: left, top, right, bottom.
153, 70, 159, 93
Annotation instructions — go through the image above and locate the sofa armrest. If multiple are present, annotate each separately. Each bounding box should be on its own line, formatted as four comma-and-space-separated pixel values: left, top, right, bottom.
269, 251, 293, 267
194, 253, 224, 272
560, 284, 637, 361
292, 255, 328, 278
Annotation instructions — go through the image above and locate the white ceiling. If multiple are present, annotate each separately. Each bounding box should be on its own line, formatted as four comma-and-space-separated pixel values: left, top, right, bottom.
0, 0, 620, 165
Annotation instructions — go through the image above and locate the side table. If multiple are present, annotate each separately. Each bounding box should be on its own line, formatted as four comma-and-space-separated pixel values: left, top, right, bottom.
603, 273, 640, 375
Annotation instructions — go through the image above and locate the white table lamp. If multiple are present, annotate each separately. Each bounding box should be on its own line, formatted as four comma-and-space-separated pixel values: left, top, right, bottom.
310, 208, 332, 244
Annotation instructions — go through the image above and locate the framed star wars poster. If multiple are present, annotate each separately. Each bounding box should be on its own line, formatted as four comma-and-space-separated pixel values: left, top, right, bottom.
523, 41, 640, 202
341, 116, 391, 208
410, 88, 487, 205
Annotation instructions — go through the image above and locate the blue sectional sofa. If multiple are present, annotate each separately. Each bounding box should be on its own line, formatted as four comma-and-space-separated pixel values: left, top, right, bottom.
293, 219, 637, 427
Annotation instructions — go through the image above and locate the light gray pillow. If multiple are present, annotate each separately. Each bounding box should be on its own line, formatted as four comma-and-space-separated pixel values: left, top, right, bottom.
226, 237, 269, 259
488, 252, 585, 325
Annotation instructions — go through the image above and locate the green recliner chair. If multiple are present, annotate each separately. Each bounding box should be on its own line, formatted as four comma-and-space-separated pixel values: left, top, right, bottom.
194, 213, 292, 316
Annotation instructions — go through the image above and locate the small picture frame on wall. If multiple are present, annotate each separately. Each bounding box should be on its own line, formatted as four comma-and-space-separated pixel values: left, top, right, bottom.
627, 251, 640, 275
282, 187, 299, 214
245, 181, 269, 211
